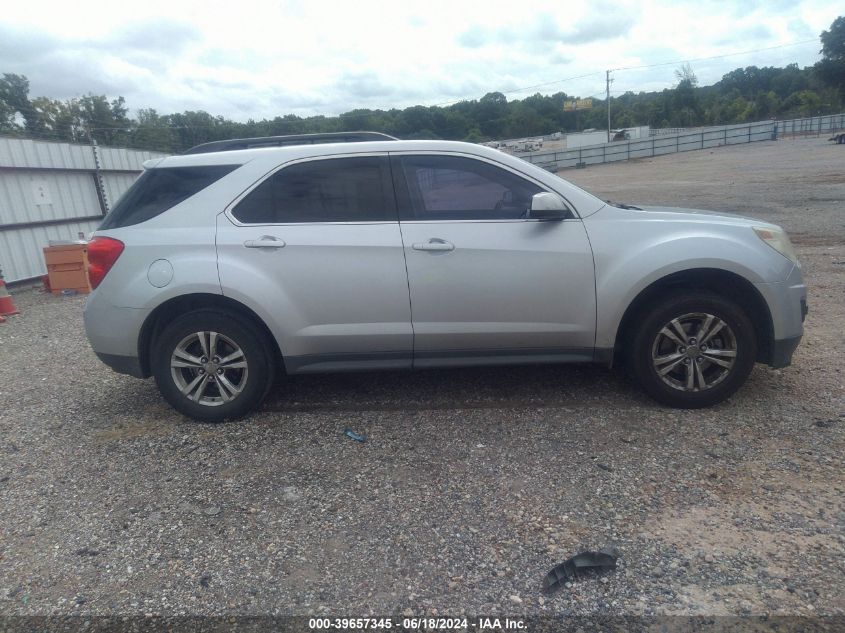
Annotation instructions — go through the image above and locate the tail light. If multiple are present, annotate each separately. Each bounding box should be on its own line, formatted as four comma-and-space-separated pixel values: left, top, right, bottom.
87, 237, 125, 289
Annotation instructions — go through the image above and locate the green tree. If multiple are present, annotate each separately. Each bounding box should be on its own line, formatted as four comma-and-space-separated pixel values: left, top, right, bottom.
30, 97, 83, 141
816, 16, 845, 97
0, 96, 16, 133
0, 73, 40, 133
673, 64, 700, 125
78, 94, 131, 145
476, 92, 508, 138
463, 127, 484, 142
781, 90, 823, 116
131, 108, 174, 152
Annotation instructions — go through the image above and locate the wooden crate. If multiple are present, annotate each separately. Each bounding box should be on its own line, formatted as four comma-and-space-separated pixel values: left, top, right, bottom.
43, 243, 91, 294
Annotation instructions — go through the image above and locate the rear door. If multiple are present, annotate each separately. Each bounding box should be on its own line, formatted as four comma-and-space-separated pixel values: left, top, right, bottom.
392, 152, 596, 367
216, 153, 413, 372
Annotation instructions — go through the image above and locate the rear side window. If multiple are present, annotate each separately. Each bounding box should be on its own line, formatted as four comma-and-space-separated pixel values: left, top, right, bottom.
231, 156, 395, 224
99, 165, 237, 229
396, 155, 543, 221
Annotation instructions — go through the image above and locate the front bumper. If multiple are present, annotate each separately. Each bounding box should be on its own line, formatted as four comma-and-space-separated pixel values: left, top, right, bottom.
755, 262, 806, 362
769, 334, 802, 369
754, 263, 807, 368
95, 352, 146, 378
768, 296, 807, 368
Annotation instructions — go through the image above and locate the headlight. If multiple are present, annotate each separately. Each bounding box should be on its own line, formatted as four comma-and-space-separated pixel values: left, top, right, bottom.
753, 226, 798, 264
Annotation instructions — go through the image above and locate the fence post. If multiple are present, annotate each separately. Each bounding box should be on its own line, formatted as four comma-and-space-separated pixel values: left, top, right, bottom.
90, 140, 109, 216
652, 137, 655, 157
724, 127, 727, 145
701, 131, 704, 149
602, 144, 606, 164
747, 124, 751, 143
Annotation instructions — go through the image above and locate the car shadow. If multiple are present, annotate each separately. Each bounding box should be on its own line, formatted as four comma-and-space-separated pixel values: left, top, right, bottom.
261, 363, 646, 413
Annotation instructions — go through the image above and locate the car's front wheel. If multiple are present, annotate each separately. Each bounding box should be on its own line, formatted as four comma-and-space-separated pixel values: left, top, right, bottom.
151, 310, 274, 422
629, 292, 757, 408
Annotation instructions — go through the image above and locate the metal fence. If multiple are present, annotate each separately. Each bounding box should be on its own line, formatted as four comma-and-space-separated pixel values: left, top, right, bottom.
521, 112, 845, 171
523, 120, 778, 171
776, 113, 845, 138
0, 137, 166, 283
649, 127, 687, 136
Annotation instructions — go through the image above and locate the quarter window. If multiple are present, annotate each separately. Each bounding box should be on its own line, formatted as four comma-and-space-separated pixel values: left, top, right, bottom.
232, 156, 395, 224
397, 155, 543, 220
100, 165, 238, 229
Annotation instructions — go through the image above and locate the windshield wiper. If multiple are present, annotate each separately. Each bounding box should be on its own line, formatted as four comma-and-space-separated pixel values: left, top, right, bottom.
606, 200, 642, 210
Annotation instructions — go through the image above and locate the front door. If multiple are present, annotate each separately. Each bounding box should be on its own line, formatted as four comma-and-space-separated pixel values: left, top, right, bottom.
392, 153, 596, 367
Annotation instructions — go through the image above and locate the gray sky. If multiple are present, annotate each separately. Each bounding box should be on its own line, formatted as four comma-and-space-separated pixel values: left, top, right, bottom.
0, 0, 838, 120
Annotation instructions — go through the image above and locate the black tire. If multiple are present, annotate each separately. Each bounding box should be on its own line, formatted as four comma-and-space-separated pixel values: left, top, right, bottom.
628, 292, 756, 408
151, 310, 274, 422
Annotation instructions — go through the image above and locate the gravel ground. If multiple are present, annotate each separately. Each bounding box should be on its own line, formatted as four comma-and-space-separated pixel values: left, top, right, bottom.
0, 137, 843, 623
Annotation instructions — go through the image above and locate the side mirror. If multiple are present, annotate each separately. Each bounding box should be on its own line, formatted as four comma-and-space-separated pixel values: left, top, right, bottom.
528, 192, 568, 220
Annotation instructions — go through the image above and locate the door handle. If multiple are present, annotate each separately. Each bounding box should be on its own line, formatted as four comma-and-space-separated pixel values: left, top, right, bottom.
412, 238, 455, 252
244, 236, 286, 249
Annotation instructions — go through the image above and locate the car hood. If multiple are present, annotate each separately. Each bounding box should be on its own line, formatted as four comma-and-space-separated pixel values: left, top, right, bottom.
626, 205, 780, 230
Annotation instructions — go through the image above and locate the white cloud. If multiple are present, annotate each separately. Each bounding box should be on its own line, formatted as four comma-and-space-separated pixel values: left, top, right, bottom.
0, 0, 838, 120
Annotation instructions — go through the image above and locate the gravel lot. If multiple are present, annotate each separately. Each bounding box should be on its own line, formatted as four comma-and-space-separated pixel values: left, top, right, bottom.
0, 137, 843, 623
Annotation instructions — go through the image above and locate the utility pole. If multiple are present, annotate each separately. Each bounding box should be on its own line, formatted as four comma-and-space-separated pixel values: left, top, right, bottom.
606, 70, 613, 143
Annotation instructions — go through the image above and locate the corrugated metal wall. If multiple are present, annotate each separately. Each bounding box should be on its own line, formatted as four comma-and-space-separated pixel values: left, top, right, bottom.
0, 137, 168, 283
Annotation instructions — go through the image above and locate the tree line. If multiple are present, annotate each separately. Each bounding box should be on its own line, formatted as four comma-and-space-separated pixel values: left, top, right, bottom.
1, 16, 842, 153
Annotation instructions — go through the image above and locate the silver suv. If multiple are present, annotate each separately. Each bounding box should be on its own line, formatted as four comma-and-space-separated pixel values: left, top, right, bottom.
83, 132, 807, 421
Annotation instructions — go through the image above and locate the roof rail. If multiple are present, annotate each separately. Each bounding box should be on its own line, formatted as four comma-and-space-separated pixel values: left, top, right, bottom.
182, 131, 398, 155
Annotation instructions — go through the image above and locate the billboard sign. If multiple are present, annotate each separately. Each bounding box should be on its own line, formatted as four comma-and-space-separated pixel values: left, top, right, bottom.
564, 98, 593, 111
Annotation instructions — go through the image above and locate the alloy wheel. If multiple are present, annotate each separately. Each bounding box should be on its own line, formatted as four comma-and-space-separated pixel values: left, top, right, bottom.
650, 312, 737, 392
170, 331, 249, 406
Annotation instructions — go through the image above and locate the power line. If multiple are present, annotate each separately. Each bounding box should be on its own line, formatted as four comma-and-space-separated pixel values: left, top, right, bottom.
610, 38, 818, 72
413, 38, 819, 110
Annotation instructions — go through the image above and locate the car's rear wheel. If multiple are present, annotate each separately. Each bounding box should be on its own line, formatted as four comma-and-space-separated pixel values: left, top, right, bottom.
151, 310, 274, 422
629, 292, 756, 408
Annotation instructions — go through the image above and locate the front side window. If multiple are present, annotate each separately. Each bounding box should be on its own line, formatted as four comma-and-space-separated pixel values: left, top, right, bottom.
100, 165, 238, 229
232, 156, 395, 224
397, 155, 543, 221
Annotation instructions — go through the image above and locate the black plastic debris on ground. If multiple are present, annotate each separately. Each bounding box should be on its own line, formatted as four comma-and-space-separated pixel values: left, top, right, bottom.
74, 546, 100, 557
542, 547, 620, 594
344, 428, 366, 442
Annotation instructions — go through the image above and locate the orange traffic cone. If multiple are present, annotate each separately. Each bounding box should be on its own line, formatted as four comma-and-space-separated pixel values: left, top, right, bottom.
0, 270, 20, 317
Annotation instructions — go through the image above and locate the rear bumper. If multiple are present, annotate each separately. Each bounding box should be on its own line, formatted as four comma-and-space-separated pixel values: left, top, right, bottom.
84, 290, 151, 377
95, 352, 146, 378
